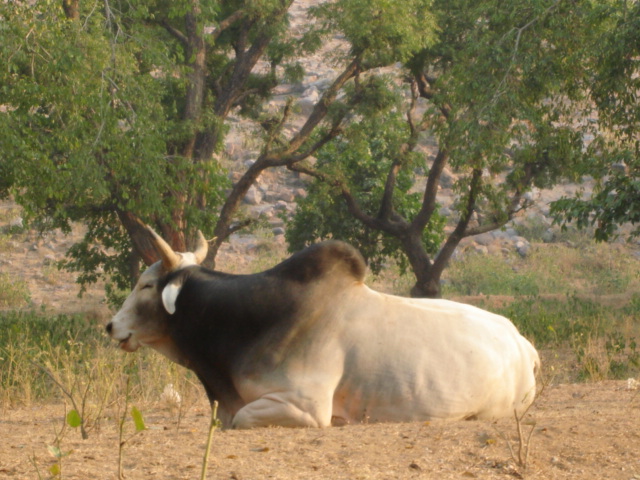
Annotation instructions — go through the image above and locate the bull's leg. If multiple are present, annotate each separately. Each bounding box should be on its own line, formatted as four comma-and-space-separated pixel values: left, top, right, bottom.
231, 392, 332, 428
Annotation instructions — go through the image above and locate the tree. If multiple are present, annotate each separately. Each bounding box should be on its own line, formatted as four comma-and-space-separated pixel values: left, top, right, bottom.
288, 0, 603, 297
550, 0, 640, 241
0, 0, 436, 294
2, 0, 628, 300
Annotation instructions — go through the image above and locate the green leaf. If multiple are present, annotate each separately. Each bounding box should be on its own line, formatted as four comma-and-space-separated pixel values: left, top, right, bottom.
47, 445, 63, 458
130, 406, 146, 432
66, 409, 82, 428
49, 463, 60, 476
47, 445, 71, 459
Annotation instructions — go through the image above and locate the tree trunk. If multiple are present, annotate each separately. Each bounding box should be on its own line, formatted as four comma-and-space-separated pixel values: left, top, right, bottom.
401, 233, 441, 298
116, 210, 161, 267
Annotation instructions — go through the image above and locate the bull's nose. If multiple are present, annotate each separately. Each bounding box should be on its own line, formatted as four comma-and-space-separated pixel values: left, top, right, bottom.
106, 322, 113, 335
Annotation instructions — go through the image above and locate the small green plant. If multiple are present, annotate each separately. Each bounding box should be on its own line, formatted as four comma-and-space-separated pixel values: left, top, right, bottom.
47, 442, 73, 479
117, 364, 147, 480
32, 360, 91, 439
44, 404, 76, 480
200, 400, 222, 480
42, 262, 63, 285
0, 272, 31, 308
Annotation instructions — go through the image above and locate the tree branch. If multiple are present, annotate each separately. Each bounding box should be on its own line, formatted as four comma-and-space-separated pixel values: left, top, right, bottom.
378, 81, 423, 222
288, 162, 406, 236
411, 148, 450, 232
275, 56, 362, 160
416, 72, 451, 119
210, 9, 246, 41
430, 168, 483, 278
161, 20, 189, 48
464, 161, 536, 236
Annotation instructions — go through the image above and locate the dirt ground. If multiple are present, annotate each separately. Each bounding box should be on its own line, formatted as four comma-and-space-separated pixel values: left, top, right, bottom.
0, 380, 639, 480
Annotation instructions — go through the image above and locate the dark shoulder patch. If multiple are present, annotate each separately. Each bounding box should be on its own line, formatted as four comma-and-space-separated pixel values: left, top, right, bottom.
269, 241, 366, 284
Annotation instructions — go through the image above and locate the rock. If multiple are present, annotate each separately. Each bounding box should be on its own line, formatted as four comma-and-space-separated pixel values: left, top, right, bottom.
229, 171, 243, 183
515, 239, 531, 257
474, 232, 495, 246
275, 200, 295, 212
244, 186, 263, 205
272, 227, 285, 236
294, 188, 308, 199
486, 243, 504, 256
471, 244, 489, 255
611, 162, 627, 173
275, 190, 295, 203
439, 167, 457, 189
542, 228, 555, 243
493, 228, 518, 240
439, 206, 452, 217
251, 205, 275, 219
297, 86, 321, 115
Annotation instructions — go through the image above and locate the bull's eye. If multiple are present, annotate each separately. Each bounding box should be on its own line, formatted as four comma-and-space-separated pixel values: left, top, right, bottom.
141, 284, 153, 290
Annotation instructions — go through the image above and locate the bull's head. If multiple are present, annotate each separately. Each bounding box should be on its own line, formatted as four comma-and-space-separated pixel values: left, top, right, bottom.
105, 227, 208, 353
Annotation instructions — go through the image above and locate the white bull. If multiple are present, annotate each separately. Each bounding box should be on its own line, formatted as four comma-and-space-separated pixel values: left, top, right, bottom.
107, 228, 540, 428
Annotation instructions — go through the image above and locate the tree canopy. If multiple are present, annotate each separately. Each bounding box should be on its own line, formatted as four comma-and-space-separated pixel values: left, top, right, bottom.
287, 0, 612, 296
1, 0, 637, 298
550, 0, 640, 241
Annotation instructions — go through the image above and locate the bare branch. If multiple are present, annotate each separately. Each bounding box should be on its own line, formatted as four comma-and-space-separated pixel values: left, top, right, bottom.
281, 57, 361, 157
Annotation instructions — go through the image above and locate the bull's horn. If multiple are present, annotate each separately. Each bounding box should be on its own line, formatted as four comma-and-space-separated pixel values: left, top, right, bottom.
146, 226, 181, 271
193, 230, 208, 265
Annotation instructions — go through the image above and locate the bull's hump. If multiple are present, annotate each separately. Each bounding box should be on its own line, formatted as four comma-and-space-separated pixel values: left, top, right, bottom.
271, 241, 366, 284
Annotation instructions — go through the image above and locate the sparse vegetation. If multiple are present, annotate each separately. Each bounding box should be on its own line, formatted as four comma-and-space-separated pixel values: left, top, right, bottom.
0, 272, 31, 308
0, 310, 202, 412
443, 239, 640, 299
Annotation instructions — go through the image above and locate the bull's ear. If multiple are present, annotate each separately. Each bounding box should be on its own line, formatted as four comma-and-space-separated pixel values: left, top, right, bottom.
161, 278, 184, 315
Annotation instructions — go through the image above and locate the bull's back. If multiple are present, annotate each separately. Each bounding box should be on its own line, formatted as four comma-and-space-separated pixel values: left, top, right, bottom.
331, 287, 539, 424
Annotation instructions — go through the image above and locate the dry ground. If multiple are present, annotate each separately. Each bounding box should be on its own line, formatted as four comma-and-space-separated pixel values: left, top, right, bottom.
1, 380, 639, 479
